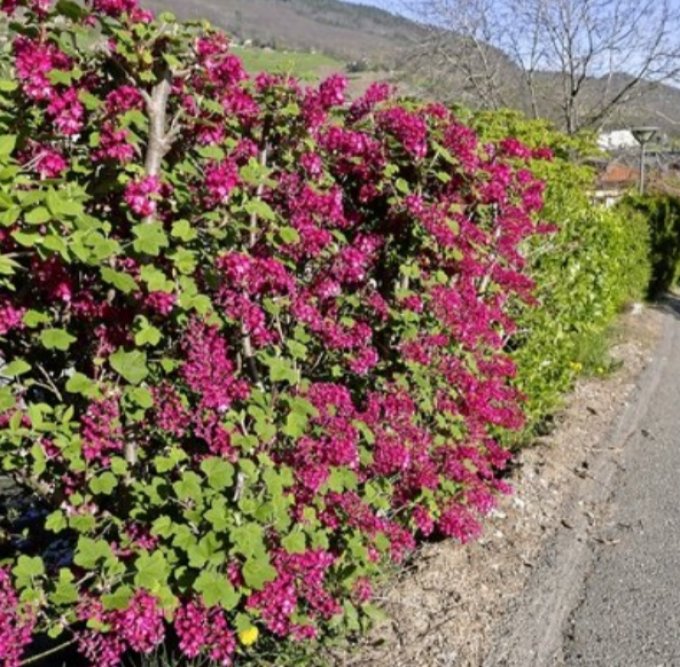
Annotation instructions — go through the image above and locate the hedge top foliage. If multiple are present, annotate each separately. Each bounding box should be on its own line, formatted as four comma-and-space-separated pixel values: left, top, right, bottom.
0, 0, 553, 664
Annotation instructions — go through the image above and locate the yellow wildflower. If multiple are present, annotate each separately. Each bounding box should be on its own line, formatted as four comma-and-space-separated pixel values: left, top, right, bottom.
239, 626, 259, 646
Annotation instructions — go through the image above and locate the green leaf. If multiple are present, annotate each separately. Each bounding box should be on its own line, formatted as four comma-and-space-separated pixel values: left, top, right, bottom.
263, 356, 299, 384
0, 387, 15, 412
171, 219, 198, 242
151, 516, 173, 539
65, 372, 98, 398
170, 248, 197, 274
134, 551, 169, 590
126, 386, 153, 408
102, 585, 134, 611
194, 571, 240, 609
134, 320, 162, 347
173, 471, 202, 502
0, 135, 17, 158
11, 231, 40, 247
56, 0, 88, 20
197, 145, 225, 160
24, 206, 51, 224
79, 90, 102, 111
12, 555, 44, 588
48, 69, 73, 86
279, 226, 300, 244
205, 498, 229, 531
101, 267, 138, 294
45, 510, 67, 534
133, 221, 169, 256
200, 458, 235, 491
242, 556, 277, 591
283, 411, 309, 438
41, 328, 76, 351
231, 523, 265, 559
395, 178, 410, 194
109, 348, 149, 385
50, 569, 79, 605
139, 265, 173, 292
89, 472, 117, 495
74, 538, 113, 570
22, 310, 51, 328
0, 359, 30, 377
245, 199, 275, 221
281, 531, 306, 554
0, 254, 18, 275
187, 533, 222, 568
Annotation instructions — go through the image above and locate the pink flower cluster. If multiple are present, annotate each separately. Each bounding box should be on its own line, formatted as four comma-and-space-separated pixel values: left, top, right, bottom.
77, 592, 165, 667
174, 600, 236, 665
247, 549, 340, 638
124, 176, 161, 218
80, 396, 123, 464
0, 299, 25, 335
0, 569, 35, 667
204, 160, 240, 207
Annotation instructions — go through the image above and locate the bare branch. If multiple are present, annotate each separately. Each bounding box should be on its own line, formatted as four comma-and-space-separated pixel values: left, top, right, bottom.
404, 0, 680, 133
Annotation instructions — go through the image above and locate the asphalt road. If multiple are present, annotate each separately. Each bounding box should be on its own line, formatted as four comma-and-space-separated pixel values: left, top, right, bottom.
485, 298, 680, 667
563, 300, 680, 666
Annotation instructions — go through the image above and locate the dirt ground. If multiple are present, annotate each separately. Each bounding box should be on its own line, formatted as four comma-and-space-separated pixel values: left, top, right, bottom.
334, 304, 664, 667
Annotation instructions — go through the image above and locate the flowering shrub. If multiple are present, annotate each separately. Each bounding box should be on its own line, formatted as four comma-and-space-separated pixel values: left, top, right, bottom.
0, 2, 551, 665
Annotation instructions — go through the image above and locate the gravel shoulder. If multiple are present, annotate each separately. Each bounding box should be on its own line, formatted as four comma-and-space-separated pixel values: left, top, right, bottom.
339, 302, 666, 667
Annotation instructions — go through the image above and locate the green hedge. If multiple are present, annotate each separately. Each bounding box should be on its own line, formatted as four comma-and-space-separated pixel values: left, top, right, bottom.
618, 194, 680, 297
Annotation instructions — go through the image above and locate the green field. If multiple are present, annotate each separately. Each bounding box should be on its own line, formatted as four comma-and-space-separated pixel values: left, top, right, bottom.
231, 46, 344, 81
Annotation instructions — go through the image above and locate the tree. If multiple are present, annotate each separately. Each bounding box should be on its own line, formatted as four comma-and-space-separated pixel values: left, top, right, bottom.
407, 0, 680, 133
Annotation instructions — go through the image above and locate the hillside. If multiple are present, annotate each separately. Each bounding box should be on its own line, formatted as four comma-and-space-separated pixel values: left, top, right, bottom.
145, 0, 680, 134
145, 0, 426, 66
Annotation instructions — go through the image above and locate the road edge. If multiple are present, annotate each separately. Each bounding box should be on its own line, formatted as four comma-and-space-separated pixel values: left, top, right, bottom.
483, 303, 676, 667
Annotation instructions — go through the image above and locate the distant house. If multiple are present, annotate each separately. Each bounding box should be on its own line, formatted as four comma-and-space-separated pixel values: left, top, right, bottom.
592, 161, 638, 206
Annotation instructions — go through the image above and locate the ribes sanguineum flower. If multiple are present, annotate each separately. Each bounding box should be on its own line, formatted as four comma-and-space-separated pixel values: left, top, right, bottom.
0, 569, 35, 667
124, 175, 161, 217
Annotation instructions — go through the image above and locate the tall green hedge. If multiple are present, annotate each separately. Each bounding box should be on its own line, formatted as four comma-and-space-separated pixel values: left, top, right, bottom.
618, 194, 680, 297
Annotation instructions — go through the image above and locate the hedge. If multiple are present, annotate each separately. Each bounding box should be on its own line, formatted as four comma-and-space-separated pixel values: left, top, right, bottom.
618, 193, 680, 297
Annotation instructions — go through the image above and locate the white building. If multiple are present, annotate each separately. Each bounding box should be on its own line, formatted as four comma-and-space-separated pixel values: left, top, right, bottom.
597, 130, 638, 151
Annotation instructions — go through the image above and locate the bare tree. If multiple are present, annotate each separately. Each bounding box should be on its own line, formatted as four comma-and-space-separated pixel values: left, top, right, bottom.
405, 0, 680, 133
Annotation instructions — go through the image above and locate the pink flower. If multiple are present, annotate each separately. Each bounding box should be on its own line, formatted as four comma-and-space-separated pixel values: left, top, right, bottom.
175, 601, 236, 665
124, 176, 161, 217
92, 0, 140, 18
93, 123, 136, 163
46, 87, 85, 136
13, 36, 70, 101
204, 160, 240, 207
145, 291, 175, 315
81, 396, 123, 465
181, 319, 249, 412
0, 569, 35, 667
32, 145, 68, 178
0, 300, 25, 335
438, 504, 482, 543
